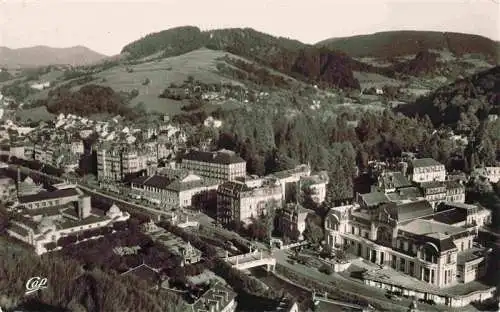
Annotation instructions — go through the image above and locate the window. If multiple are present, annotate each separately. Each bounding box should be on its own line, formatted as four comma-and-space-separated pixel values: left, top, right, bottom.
392, 255, 397, 269
447, 254, 451, 264
461, 242, 464, 251
400, 258, 406, 272
351, 226, 355, 234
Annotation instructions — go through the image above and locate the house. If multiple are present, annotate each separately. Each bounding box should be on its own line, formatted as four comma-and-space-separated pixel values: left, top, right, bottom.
217, 178, 282, 226
180, 149, 246, 183
408, 158, 446, 183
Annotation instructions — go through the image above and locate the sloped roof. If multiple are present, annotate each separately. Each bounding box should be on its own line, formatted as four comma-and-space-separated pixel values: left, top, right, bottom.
18, 188, 79, 204
411, 158, 443, 168
395, 200, 434, 222
183, 149, 245, 165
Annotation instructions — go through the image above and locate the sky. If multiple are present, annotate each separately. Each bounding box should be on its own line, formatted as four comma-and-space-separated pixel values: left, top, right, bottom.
0, 0, 499, 56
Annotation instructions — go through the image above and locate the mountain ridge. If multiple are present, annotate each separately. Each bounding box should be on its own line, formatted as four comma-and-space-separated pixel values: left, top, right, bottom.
315, 30, 500, 62
0, 45, 108, 68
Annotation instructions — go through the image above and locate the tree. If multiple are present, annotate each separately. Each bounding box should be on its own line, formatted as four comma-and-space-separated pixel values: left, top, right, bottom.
303, 215, 324, 245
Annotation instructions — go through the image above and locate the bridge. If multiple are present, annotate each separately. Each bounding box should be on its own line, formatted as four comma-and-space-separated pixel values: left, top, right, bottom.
225, 250, 276, 271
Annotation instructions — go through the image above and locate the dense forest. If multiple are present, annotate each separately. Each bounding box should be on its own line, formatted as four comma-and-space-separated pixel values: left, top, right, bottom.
398, 66, 500, 129
317, 30, 500, 62
33, 84, 139, 119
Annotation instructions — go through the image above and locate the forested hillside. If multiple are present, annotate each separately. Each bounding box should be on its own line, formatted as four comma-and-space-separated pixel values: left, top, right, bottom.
33, 84, 139, 119
397, 66, 500, 129
317, 31, 499, 62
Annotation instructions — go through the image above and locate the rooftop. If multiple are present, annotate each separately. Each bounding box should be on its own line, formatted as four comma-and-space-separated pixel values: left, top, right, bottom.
411, 158, 444, 168
431, 208, 467, 225
18, 188, 80, 204
191, 282, 237, 312
400, 219, 465, 237
183, 149, 245, 165
457, 246, 488, 264
391, 200, 434, 222
359, 191, 389, 207
380, 171, 412, 189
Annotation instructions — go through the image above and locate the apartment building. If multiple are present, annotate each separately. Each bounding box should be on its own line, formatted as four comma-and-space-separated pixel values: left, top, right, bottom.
324, 198, 493, 307
130, 170, 218, 208
444, 180, 465, 203
217, 178, 282, 225
408, 158, 446, 183
97, 144, 158, 181
180, 149, 246, 183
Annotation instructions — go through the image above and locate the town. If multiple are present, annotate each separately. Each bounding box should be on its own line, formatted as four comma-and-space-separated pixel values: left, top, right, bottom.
0, 108, 499, 312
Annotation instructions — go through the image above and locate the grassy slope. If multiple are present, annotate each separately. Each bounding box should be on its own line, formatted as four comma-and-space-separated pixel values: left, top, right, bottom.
316, 30, 500, 62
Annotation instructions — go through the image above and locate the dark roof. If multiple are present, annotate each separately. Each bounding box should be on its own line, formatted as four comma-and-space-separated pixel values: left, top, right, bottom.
218, 181, 250, 196
183, 149, 245, 165
411, 158, 443, 168
431, 208, 467, 225
380, 171, 412, 189
444, 180, 464, 190
395, 200, 434, 222
430, 236, 457, 252
18, 188, 79, 204
131, 174, 207, 192
359, 191, 389, 207
419, 181, 446, 189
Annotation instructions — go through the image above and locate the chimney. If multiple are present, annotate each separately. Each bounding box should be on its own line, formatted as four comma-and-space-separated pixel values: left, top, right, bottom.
78, 196, 91, 219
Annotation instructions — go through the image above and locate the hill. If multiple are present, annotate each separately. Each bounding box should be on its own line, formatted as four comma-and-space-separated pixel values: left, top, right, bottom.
0, 45, 108, 68
316, 31, 499, 62
121, 26, 363, 89
397, 66, 500, 128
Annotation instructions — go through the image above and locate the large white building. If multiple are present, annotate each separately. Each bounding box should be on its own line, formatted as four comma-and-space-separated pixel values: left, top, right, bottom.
130, 170, 218, 208
7, 186, 130, 255
324, 198, 493, 307
180, 149, 246, 183
217, 177, 282, 225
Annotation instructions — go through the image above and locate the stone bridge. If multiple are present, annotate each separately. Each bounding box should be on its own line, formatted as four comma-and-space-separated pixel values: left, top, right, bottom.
225, 250, 276, 271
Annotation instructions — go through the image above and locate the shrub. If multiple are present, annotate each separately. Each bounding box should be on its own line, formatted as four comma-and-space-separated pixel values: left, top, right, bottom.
318, 263, 333, 275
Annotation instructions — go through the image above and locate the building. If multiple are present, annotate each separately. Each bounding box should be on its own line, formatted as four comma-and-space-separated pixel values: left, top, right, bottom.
180, 149, 246, 183
7, 187, 130, 255
217, 178, 282, 226
130, 170, 218, 208
299, 171, 329, 204
408, 158, 446, 183
97, 144, 157, 182
376, 171, 412, 194
474, 167, 500, 183
434, 202, 492, 229
151, 231, 203, 266
272, 164, 311, 203
444, 180, 465, 203
190, 282, 237, 312
277, 203, 312, 241
418, 181, 447, 209
0, 175, 16, 203
324, 197, 494, 307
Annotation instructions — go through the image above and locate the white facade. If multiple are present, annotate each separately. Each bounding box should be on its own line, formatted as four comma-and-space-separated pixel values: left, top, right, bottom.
409, 159, 446, 183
